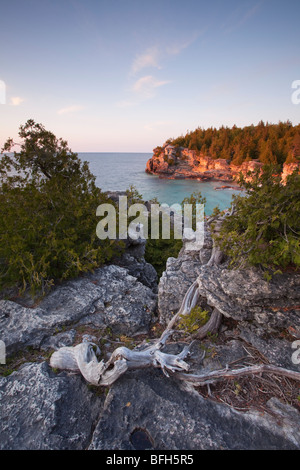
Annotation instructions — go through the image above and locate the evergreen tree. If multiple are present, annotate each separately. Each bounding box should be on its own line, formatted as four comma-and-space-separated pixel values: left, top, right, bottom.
0, 120, 123, 295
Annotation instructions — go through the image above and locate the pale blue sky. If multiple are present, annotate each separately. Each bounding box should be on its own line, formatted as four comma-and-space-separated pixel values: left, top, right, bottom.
0, 0, 299, 151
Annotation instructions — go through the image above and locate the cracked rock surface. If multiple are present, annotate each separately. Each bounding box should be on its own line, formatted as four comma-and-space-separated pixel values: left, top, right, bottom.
0, 264, 157, 356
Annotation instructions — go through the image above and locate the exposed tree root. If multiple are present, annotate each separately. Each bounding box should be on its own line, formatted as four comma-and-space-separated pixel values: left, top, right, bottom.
173, 364, 300, 386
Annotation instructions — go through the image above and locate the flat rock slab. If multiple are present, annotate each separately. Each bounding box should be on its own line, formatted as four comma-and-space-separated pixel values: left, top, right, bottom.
89, 369, 300, 450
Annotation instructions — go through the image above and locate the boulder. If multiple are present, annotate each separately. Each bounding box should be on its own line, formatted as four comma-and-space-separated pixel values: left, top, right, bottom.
196, 264, 300, 334
1, 337, 300, 450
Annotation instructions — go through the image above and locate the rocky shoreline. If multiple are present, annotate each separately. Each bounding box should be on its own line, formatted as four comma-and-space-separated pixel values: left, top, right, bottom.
0, 215, 299, 450
145, 143, 300, 184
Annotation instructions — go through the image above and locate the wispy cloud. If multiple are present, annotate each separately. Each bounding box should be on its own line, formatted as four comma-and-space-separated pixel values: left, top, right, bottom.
132, 75, 171, 100
115, 75, 171, 108
115, 99, 137, 108
10, 96, 24, 106
130, 32, 201, 76
131, 46, 161, 75
57, 105, 84, 115
166, 31, 202, 56
121, 32, 200, 107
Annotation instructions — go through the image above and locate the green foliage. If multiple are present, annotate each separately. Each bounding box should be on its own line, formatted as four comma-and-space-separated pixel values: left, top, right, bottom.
125, 184, 143, 204
181, 191, 206, 231
178, 306, 210, 334
0, 120, 124, 296
144, 191, 206, 278
214, 166, 300, 275
168, 121, 300, 166
145, 235, 183, 278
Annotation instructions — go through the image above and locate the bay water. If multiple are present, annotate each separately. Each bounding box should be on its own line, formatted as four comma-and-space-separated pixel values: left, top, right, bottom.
79, 152, 241, 215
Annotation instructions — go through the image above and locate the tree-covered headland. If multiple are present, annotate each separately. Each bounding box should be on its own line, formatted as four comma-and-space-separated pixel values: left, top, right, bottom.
166, 120, 300, 166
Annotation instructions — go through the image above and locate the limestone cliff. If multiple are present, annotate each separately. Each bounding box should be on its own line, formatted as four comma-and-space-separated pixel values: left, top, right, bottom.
146, 143, 299, 183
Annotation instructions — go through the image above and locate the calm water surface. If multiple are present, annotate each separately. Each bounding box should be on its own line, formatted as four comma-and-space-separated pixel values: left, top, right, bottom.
79, 152, 242, 215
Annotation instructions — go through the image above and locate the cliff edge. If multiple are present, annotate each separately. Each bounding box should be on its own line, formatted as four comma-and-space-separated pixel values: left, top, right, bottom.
146, 143, 299, 183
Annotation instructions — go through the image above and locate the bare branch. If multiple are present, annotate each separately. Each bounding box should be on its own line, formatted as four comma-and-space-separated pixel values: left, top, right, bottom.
174, 364, 300, 386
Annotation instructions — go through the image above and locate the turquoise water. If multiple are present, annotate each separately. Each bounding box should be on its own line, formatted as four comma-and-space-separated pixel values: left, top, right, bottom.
79, 152, 241, 215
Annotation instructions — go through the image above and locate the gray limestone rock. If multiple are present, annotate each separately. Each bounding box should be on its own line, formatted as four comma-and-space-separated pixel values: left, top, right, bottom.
0, 361, 103, 450
196, 265, 300, 333
238, 326, 300, 372
40, 329, 77, 351
116, 252, 158, 292
0, 265, 157, 356
158, 250, 203, 326
158, 225, 213, 325
88, 368, 300, 450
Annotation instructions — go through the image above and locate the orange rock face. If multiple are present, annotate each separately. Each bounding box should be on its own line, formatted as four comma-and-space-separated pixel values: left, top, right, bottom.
281, 162, 300, 183
146, 144, 300, 184
145, 144, 264, 183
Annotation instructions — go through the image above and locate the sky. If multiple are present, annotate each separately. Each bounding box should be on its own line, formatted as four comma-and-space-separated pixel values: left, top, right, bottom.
0, 0, 299, 152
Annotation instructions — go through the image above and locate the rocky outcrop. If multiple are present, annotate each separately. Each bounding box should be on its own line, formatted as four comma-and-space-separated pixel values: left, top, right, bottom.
282, 162, 300, 183
146, 144, 262, 182
146, 144, 300, 183
1, 357, 299, 450
0, 216, 299, 450
158, 224, 213, 325
0, 264, 157, 357
158, 222, 300, 373
196, 264, 300, 335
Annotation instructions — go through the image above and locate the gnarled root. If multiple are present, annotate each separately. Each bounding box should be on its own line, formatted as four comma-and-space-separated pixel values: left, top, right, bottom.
174, 364, 300, 386
50, 329, 194, 386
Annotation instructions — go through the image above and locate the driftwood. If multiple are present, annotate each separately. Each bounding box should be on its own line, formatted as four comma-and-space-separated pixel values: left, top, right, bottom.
50, 208, 300, 387
49, 279, 201, 386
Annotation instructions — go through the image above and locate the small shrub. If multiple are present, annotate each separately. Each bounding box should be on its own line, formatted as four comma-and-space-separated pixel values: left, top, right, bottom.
178, 306, 210, 334
214, 166, 300, 275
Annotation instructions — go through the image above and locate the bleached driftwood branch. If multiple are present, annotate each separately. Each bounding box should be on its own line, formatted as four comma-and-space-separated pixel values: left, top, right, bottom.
50, 279, 201, 386
50, 329, 196, 386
